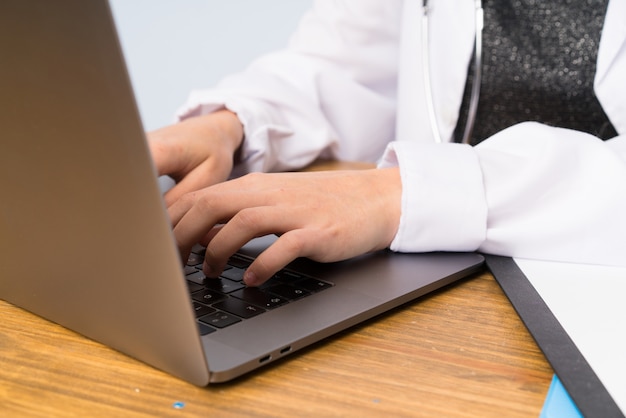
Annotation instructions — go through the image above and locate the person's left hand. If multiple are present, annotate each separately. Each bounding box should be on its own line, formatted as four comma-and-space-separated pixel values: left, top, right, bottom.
168, 167, 402, 286
147, 110, 244, 207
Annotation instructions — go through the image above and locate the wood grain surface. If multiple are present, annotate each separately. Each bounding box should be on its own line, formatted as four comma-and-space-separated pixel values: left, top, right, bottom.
0, 271, 552, 417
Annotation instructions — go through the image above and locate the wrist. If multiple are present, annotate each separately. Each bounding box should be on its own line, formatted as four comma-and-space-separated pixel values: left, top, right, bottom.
210, 109, 244, 158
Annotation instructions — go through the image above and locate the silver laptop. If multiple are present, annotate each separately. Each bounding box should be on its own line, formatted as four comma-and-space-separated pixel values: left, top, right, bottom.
0, 0, 484, 385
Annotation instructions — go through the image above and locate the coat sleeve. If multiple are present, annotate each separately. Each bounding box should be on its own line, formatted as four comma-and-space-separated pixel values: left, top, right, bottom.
177, 0, 403, 176
380, 122, 626, 267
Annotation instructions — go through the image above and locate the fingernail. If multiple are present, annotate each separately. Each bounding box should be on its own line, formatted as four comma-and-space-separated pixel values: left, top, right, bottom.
244, 270, 258, 286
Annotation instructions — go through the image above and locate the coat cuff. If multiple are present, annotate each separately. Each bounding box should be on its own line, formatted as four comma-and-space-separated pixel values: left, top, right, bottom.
378, 141, 487, 252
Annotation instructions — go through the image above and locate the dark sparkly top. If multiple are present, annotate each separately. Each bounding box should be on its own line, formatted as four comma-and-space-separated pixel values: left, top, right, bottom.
454, 0, 617, 144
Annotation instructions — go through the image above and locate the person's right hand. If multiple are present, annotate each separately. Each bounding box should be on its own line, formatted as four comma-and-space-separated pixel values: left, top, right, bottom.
147, 109, 244, 207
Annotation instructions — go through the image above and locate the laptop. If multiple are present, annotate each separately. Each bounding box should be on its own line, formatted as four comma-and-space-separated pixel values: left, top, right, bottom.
0, 0, 484, 385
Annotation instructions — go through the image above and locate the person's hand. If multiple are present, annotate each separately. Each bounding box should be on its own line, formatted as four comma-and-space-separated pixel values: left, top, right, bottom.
168, 167, 402, 286
147, 110, 244, 207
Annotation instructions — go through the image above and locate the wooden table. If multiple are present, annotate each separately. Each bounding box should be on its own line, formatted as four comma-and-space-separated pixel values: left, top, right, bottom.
0, 162, 553, 417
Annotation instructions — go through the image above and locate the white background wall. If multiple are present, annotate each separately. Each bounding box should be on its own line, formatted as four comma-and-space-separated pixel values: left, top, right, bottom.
109, 0, 312, 132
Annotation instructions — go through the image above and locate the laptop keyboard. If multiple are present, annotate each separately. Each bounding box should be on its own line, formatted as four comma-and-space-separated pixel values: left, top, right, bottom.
185, 246, 333, 335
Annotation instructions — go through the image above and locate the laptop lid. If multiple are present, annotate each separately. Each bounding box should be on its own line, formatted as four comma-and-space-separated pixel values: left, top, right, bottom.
0, 0, 484, 385
0, 0, 209, 385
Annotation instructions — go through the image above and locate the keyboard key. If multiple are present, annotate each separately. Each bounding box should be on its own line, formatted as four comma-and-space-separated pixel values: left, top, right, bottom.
213, 298, 266, 319
192, 302, 216, 318
191, 244, 206, 255
294, 277, 333, 292
191, 289, 226, 304
230, 287, 288, 309
186, 281, 204, 293
266, 284, 311, 301
273, 270, 304, 282
227, 254, 251, 269
199, 311, 241, 328
187, 252, 204, 266
197, 322, 216, 335
220, 267, 245, 282
184, 265, 199, 275
185, 270, 206, 285
203, 277, 245, 294
257, 276, 283, 290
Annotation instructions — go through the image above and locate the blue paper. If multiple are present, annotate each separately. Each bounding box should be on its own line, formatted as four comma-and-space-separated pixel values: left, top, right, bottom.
540, 375, 583, 418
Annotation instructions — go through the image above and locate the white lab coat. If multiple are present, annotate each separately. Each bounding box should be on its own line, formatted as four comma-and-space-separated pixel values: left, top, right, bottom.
177, 0, 626, 267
